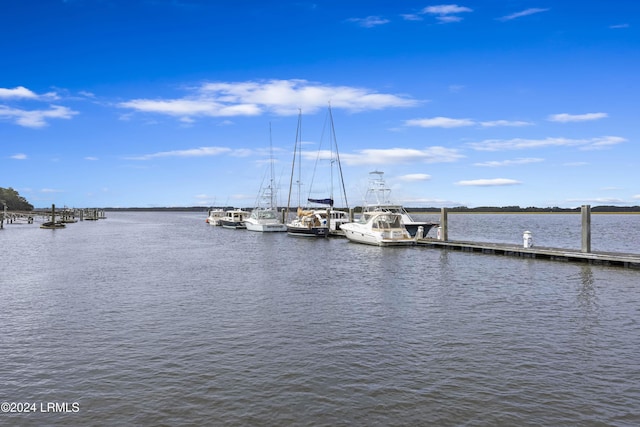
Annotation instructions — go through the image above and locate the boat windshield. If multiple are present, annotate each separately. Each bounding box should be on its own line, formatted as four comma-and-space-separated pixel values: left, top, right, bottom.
371, 214, 402, 228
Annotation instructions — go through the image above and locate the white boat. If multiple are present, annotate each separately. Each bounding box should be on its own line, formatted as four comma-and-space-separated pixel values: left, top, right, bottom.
340, 211, 416, 246
219, 209, 250, 229
363, 171, 438, 238
286, 207, 330, 237
245, 208, 286, 232
206, 208, 225, 226
245, 124, 287, 232
319, 208, 350, 236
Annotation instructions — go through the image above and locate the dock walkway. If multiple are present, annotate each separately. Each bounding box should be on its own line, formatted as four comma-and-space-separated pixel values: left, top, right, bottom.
416, 238, 640, 269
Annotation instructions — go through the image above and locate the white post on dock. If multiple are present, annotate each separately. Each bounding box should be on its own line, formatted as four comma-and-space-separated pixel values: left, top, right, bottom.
582, 204, 591, 253
440, 208, 449, 241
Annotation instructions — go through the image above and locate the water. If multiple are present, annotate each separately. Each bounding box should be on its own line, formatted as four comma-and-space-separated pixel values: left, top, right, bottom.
1, 212, 639, 426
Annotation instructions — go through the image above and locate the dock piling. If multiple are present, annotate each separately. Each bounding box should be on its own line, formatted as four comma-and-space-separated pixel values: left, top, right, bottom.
582, 205, 591, 253
440, 208, 449, 241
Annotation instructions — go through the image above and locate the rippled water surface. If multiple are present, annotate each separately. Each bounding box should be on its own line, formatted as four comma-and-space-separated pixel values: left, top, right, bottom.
1, 211, 639, 426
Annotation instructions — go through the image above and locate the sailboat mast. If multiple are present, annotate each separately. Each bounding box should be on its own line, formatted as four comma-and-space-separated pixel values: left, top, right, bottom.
329, 104, 349, 209
269, 122, 276, 210
286, 110, 302, 214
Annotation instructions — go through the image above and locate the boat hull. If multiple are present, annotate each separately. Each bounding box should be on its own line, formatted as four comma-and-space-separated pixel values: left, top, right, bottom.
219, 220, 246, 229
341, 227, 415, 246
245, 221, 287, 232
286, 225, 329, 237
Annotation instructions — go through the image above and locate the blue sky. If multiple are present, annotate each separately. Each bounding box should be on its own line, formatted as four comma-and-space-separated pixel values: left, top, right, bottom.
1, 0, 638, 209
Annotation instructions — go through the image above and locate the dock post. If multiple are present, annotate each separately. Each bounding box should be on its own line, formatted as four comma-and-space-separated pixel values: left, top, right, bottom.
1, 203, 5, 229
440, 207, 449, 241
581, 204, 591, 253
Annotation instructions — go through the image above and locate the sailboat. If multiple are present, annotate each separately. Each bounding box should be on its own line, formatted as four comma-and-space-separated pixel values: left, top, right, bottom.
285, 111, 330, 237
245, 123, 287, 232
309, 105, 351, 236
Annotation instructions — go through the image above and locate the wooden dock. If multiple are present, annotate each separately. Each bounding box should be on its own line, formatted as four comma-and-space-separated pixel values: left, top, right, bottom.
410, 205, 640, 269
1, 204, 106, 229
415, 238, 640, 269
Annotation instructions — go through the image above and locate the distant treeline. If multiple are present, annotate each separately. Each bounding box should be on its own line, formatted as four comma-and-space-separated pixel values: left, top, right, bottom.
0, 187, 34, 211
409, 205, 640, 213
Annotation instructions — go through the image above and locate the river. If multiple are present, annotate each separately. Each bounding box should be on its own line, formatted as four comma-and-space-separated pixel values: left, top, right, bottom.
1, 211, 638, 426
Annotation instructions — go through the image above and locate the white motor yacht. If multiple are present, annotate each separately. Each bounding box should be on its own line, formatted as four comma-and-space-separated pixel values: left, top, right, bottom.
340, 211, 416, 246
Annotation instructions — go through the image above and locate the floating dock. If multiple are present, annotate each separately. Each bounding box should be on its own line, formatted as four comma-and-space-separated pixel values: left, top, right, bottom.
415, 238, 640, 269
415, 205, 640, 269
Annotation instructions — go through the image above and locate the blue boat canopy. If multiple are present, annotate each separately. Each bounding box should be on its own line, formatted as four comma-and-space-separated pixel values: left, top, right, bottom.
308, 198, 334, 206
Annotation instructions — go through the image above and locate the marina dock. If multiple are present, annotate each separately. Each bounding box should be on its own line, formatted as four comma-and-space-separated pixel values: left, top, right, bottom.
416, 205, 640, 269
0, 204, 106, 228
415, 238, 640, 269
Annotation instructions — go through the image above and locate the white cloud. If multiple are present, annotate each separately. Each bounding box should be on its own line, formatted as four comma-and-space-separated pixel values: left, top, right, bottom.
582, 136, 627, 151
0, 86, 72, 127
127, 146, 233, 160
456, 178, 521, 186
548, 112, 608, 122
421, 5, 472, 15
84, 156, 99, 161
468, 136, 626, 151
0, 86, 59, 101
337, 146, 464, 166
474, 158, 544, 167
498, 8, 549, 22
420, 4, 472, 23
399, 173, 432, 182
404, 116, 531, 128
10, 153, 28, 160
0, 86, 38, 99
401, 14, 423, 21
633, 195, 640, 200
119, 98, 261, 118
347, 16, 390, 28
566, 198, 626, 205
0, 105, 78, 128
479, 120, 532, 127
436, 15, 463, 23
610, 24, 629, 29
405, 116, 475, 128
119, 79, 418, 121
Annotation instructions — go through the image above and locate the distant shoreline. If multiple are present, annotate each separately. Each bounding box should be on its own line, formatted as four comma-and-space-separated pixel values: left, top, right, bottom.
98, 206, 640, 214
21, 205, 640, 214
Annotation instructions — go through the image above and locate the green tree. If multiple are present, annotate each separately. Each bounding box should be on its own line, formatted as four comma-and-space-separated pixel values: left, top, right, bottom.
0, 187, 34, 211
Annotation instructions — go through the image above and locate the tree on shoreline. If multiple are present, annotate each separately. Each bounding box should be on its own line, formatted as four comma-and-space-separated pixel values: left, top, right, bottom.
0, 187, 34, 211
